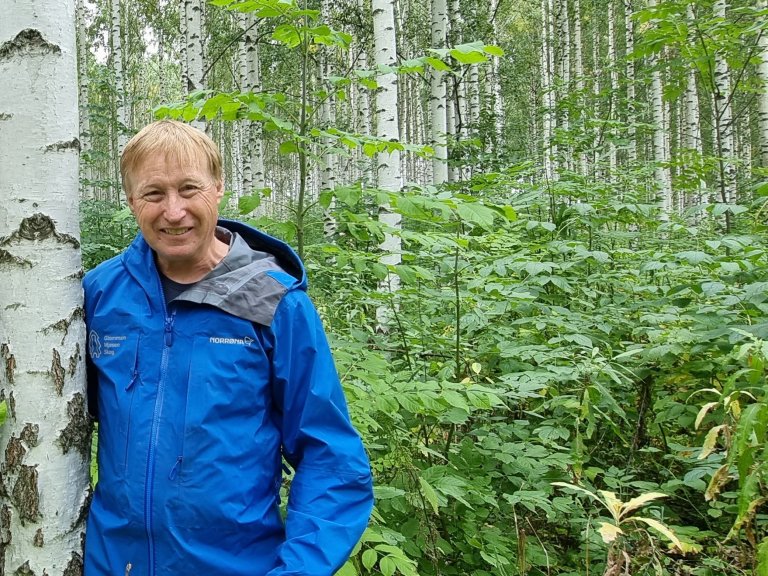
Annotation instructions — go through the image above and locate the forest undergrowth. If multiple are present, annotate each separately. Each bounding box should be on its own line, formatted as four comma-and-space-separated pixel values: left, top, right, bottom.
82, 165, 768, 575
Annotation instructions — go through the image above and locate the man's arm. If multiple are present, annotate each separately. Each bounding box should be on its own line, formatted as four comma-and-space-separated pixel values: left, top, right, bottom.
266, 290, 374, 576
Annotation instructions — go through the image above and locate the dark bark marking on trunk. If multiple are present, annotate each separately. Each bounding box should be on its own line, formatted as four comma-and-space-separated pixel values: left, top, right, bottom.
51, 350, 64, 397
0, 346, 14, 385
43, 309, 84, 343
11, 466, 40, 524
63, 553, 83, 576
68, 343, 81, 376
32, 529, 42, 548
58, 393, 92, 458
0, 29, 60, 61
71, 489, 91, 533
12, 561, 35, 576
44, 139, 80, 153
0, 250, 32, 269
19, 425, 39, 449
7, 394, 15, 422
0, 113, 11, 121
0, 505, 11, 576
3, 438, 25, 472
0, 215, 79, 249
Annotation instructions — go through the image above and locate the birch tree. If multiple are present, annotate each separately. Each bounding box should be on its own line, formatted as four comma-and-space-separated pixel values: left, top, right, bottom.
0, 1, 90, 573
430, 0, 449, 184
648, 0, 672, 215
373, 0, 403, 322
712, 0, 736, 205
758, 0, 768, 168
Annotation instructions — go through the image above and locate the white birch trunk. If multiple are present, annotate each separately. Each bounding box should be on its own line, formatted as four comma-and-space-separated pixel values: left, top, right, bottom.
713, 0, 736, 204
757, 0, 768, 167
624, 0, 637, 164
0, 2, 90, 573
430, 0, 449, 184
185, 0, 206, 131
373, 0, 403, 316
649, 0, 672, 215
684, 3, 705, 206
110, 0, 127, 200
607, 0, 617, 178
571, 0, 586, 174
541, 0, 556, 182
490, 0, 505, 144
76, 0, 92, 199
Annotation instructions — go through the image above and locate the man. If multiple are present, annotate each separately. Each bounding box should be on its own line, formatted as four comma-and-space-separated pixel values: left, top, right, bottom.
84, 119, 373, 575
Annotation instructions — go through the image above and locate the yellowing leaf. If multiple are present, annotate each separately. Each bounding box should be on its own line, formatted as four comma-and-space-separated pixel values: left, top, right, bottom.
598, 522, 623, 543
470, 362, 482, 374
631, 517, 684, 550
695, 402, 719, 430
704, 464, 732, 501
699, 424, 726, 460
599, 490, 623, 522
620, 492, 667, 519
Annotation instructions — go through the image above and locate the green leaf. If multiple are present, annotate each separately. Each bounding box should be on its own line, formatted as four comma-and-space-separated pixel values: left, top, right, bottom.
278, 140, 299, 155
0, 400, 6, 427
238, 194, 261, 214
362, 549, 378, 571
419, 476, 440, 514
425, 57, 451, 71
456, 202, 496, 230
380, 556, 396, 576
483, 44, 505, 57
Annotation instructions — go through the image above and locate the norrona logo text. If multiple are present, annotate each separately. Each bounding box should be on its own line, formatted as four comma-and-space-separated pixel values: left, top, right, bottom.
209, 336, 254, 346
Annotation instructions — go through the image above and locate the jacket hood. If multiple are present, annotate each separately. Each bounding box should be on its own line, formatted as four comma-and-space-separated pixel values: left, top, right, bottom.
121, 218, 306, 326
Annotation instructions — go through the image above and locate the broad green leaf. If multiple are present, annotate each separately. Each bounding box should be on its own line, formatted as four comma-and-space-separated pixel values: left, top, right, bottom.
419, 476, 440, 514
362, 549, 377, 571
380, 556, 396, 576
335, 561, 357, 576
425, 57, 451, 72
483, 44, 505, 57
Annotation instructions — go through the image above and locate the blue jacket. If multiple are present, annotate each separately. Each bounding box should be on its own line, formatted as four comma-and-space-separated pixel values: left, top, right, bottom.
84, 219, 373, 575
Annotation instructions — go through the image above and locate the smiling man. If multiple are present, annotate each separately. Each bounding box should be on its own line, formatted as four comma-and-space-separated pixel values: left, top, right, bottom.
83, 120, 373, 576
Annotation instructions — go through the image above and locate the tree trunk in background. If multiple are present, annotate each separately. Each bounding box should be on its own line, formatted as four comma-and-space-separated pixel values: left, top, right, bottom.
490, 0, 505, 147
684, 3, 705, 207
0, 2, 91, 573
373, 0, 403, 324
541, 0, 556, 182
624, 0, 637, 165
713, 0, 736, 206
185, 0, 206, 131
555, 0, 569, 170
607, 0, 617, 178
757, 0, 768, 167
77, 0, 92, 199
320, 0, 338, 240
573, 0, 586, 175
648, 0, 672, 215
110, 0, 126, 201
430, 0, 449, 184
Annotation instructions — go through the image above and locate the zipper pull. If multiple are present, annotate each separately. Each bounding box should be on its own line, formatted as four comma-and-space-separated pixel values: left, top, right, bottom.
164, 314, 175, 347
125, 369, 139, 391
169, 456, 183, 480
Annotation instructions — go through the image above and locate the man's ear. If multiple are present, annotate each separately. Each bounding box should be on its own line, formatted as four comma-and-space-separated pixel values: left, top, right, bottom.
215, 180, 225, 201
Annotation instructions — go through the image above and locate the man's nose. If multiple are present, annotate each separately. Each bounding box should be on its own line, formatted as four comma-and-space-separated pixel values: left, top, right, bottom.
163, 192, 186, 220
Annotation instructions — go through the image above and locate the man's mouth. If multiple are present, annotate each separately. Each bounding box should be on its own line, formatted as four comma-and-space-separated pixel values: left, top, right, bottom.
163, 227, 191, 236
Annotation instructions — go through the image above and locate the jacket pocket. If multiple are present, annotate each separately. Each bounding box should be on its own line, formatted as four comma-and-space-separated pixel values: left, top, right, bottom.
170, 334, 281, 531
89, 331, 141, 504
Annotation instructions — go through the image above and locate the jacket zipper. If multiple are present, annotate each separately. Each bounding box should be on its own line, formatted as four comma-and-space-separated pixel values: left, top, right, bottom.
145, 308, 175, 576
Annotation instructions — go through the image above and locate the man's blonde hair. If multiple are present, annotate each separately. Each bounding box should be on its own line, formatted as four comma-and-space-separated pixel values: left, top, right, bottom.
121, 120, 223, 195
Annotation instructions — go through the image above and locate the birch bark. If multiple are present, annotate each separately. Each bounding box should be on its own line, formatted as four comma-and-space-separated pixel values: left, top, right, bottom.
373, 0, 403, 314
0, 1, 90, 573
430, 0, 449, 184
757, 0, 768, 167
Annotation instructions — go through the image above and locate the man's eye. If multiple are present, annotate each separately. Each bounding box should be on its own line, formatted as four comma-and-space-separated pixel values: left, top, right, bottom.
143, 191, 163, 201
180, 186, 200, 197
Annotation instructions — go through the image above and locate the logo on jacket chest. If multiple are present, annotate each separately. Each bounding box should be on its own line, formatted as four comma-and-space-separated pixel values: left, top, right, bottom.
209, 336, 254, 346
88, 330, 127, 358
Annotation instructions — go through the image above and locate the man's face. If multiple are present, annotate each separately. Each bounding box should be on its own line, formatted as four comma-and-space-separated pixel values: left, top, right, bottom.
126, 152, 224, 277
